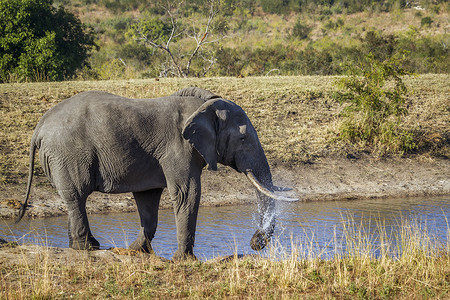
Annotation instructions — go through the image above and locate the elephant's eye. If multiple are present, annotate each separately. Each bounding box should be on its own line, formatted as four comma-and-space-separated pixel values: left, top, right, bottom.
240, 137, 245, 143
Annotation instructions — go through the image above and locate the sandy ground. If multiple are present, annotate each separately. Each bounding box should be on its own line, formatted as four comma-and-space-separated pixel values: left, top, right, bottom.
1, 157, 449, 220
0, 238, 167, 265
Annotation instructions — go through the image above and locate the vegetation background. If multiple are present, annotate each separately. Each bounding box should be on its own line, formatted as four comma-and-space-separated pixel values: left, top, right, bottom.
1, 0, 449, 81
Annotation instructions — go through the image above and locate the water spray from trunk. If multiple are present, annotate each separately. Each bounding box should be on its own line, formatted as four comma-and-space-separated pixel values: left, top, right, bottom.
245, 169, 298, 251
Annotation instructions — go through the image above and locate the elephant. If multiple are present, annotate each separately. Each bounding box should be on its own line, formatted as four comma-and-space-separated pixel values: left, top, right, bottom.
16, 87, 297, 260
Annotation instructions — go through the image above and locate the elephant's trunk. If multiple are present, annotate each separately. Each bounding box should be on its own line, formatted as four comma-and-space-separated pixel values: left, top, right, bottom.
245, 169, 298, 251
244, 169, 276, 251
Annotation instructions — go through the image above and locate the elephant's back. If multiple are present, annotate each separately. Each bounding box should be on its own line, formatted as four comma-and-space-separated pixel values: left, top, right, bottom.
37, 91, 128, 124
32, 90, 207, 149
32, 91, 128, 150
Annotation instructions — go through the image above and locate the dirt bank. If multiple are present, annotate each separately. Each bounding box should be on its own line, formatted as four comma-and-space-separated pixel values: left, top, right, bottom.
1, 157, 448, 219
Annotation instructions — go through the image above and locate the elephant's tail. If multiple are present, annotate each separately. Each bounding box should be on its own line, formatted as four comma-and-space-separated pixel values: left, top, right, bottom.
15, 140, 37, 223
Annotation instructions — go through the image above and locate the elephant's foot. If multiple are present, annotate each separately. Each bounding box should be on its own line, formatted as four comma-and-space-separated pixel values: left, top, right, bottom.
129, 237, 154, 254
172, 249, 197, 261
69, 236, 100, 251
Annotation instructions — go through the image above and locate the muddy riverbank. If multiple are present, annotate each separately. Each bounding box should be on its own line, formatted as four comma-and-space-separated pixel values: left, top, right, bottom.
1, 157, 449, 219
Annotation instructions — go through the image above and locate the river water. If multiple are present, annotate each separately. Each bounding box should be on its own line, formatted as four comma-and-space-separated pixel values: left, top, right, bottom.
1, 196, 449, 260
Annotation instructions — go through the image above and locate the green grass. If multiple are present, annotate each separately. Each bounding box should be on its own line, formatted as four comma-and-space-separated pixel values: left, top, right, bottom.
0, 75, 448, 185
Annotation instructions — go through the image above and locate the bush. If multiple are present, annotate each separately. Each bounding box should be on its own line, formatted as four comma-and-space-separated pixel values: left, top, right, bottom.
297, 46, 336, 75
0, 0, 96, 82
102, 0, 148, 12
420, 16, 433, 27
126, 17, 175, 46
259, 0, 290, 14
97, 58, 126, 80
117, 43, 152, 63
213, 47, 246, 76
397, 29, 449, 73
291, 20, 312, 40
360, 30, 397, 61
333, 53, 416, 155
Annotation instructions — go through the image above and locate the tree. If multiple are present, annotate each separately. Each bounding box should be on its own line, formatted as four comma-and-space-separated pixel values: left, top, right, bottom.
127, 0, 224, 77
0, 0, 96, 82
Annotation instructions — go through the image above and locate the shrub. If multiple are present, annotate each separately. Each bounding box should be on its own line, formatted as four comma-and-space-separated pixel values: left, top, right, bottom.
420, 16, 433, 27
102, 0, 148, 12
431, 5, 440, 14
117, 43, 152, 64
0, 0, 96, 82
333, 53, 416, 155
259, 0, 290, 14
127, 17, 175, 46
291, 20, 312, 39
213, 47, 246, 76
360, 30, 397, 61
97, 58, 126, 80
397, 30, 450, 73
298, 47, 335, 75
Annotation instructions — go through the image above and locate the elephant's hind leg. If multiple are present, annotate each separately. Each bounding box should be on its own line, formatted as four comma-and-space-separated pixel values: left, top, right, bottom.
59, 189, 100, 250
129, 189, 163, 253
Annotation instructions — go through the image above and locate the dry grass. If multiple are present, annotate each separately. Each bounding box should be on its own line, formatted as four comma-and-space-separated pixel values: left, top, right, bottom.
0, 216, 448, 299
0, 75, 449, 185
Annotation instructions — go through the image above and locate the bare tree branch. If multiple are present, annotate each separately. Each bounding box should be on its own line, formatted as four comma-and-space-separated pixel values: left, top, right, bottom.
185, 0, 219, 76
158, 0, 184, 76
133, 0, 224, 77
199, 53, 216, 77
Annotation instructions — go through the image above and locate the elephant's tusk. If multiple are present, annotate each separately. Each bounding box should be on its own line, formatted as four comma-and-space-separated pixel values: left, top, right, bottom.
246, 170, 299, 202
273, 186, 292, 192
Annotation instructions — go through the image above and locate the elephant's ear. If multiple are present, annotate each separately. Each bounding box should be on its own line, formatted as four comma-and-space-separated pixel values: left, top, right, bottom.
183, 100, 222, 171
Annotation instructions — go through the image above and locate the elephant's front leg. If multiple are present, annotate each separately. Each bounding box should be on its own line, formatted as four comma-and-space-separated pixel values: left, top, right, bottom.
130, 189, 163, 253
168, 175, 201, 260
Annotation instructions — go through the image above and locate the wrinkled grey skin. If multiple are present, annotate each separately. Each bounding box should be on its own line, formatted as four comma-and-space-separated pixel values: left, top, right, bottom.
17, 87, 276, 260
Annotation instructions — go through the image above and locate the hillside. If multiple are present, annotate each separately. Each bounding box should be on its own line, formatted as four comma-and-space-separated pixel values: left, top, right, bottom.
0, 75, 448, 218
1, 75, 448, 181
55, 0, 449, 79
